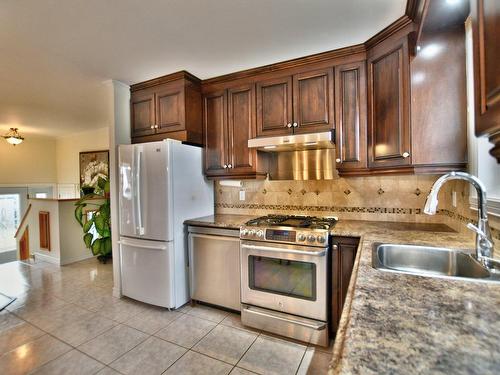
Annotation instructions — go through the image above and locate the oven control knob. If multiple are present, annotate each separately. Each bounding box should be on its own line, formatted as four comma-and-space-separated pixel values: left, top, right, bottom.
248, 230, 256, 236
256, 230, 264, 238
307, 234, 316, 242
317, 235, 326, 243
297, 233, 306, 241
241, 228, 248, 236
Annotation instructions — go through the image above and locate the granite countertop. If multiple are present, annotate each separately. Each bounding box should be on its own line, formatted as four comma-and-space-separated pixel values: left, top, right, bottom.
183, 214, 500, 373
330, 220, 500, 375
184, 214, 257, 230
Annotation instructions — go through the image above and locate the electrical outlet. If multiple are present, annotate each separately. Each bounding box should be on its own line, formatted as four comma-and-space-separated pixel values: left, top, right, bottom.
239, 190, 245, 201
452, 191, 457, 207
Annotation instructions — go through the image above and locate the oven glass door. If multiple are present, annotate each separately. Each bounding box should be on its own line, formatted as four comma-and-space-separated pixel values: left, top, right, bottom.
249, 256, 316, 301
241, 240, 328, 321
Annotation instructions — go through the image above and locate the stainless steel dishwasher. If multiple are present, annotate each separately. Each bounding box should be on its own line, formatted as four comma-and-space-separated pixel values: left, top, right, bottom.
187, 225, 241, 311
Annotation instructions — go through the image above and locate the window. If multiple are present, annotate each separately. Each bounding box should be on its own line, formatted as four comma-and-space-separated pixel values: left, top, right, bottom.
465, 17, 500, 216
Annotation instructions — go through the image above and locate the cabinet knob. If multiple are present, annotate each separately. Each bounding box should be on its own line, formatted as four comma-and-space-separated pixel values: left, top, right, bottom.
154, 124, 159, 129
333, 245, 338, 250
293, 122, 298, 128
150, 125, 155, 129
286, 123, 292, 128
402, 152, 410, 158
223, 164, 228, 169
335, 158, 341, 163
228, 164, 233, 169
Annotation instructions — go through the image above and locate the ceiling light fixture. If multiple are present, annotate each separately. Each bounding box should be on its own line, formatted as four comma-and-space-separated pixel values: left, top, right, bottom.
3, 128, 24, 146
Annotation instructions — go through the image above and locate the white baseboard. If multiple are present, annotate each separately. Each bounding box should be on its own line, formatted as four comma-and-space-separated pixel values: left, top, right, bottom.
34, 252, 60, 265
60, 253, 95, 266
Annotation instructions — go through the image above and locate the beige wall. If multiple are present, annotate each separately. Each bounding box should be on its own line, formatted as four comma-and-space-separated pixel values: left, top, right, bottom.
56, 127, 110, 184
0, 136, 57, 184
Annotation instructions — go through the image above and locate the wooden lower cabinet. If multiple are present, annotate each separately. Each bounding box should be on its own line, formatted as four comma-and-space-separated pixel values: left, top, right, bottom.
331, 236, 359, 333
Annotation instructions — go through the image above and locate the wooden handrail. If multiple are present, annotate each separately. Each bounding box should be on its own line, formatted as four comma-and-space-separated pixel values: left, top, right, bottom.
14, 204, 32, 238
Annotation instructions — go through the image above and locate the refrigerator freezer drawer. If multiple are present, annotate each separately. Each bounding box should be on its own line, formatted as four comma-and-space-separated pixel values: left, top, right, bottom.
119, 237, 174, 308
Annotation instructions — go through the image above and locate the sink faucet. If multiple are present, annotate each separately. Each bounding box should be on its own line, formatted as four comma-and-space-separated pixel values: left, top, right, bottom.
423, 172, 495, 268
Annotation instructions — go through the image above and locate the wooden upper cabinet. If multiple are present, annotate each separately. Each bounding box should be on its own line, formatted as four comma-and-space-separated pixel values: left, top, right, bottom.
227, 84, 256, 175
367, 35, 411, 169
292, 68, 334, 134
335, 62, 367, 172
131, 90, 155, 138
130, 71, 202, 145
471, 0, 500, 162
155, 84, 184, 133
256, 76, 293, 137
203, 91, 228, 176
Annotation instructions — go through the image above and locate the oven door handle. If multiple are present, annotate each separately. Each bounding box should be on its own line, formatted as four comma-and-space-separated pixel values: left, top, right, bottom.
241, 243, 326, 257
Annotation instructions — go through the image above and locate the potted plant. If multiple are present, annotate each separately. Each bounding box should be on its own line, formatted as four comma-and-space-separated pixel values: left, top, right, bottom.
74, 177, 112, 263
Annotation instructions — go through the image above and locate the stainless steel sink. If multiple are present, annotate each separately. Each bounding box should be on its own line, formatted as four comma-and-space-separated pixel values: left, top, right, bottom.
372, 243, 500, 282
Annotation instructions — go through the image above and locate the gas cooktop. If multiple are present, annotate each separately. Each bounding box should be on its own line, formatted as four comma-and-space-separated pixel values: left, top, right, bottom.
244, 215, 338, 230
240, 215, 338, 245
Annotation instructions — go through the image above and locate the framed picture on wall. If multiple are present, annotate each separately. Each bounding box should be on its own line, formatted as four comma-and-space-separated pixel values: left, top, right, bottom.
79, 150, 109, 196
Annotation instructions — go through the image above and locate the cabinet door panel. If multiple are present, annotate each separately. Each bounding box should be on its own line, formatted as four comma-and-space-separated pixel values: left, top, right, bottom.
293, 68, 334, 134
471, 0, 500, 162
204, 91, 228, 176
256, 76, 293, 136
156, 86, 184, 133
368, 38, 411, 168
228, 84, 256, 174
335, 62, 367, 171
131, 91, 155, 137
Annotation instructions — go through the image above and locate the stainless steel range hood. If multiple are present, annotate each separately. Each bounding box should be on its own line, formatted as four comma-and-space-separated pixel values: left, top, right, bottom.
247, 131, 334, 152
248, 131, 337, 180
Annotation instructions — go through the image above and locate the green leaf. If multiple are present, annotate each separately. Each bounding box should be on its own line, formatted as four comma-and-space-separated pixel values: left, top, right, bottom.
99, 203, 110, 218
97, 177, 107, 190
104, 179, 110, 194
91, 238, 102, 256
94, 214, 106, 234
74, 204, 86, 227
102, 238, 112, 256
83, 219, 94, 233
83, 233, 93, 249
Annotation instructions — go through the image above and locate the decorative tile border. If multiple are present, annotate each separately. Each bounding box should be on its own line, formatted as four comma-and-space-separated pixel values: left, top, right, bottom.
215, 203, 500, 240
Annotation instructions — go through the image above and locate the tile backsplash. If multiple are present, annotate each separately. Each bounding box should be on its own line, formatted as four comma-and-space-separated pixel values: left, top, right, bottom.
215, 175, 447, 223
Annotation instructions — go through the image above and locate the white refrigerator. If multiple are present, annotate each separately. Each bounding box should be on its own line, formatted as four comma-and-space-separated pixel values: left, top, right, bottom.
118, 139, 213, 308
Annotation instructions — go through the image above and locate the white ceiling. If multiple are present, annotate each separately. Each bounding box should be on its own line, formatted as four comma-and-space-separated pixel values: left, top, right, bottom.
0, 0, 406, 138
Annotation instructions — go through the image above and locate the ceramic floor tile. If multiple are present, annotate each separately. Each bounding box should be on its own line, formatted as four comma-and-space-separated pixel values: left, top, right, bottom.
297, 348, 332, 375
124, 306, 181, 334
94, 298, 146, 323
186, 304, 229, 323
29, 303, 94, 332
163, 350, 232, 375
238, 335, 307, 375
96, 367, 122, 375
230, 367, 258, 375
193, 325, 258, 365
29, 349, 104, 375
0, 311, 24, 332
78, 324, 148, 364
0, 321, 45, 354
0, 334, 71, 375
50, 313, 117, 346
110, 336, 186, 375
155, 313, 216, 348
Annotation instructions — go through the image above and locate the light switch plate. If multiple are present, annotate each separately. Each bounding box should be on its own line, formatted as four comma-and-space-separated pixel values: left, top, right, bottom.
239, 190, 245, 201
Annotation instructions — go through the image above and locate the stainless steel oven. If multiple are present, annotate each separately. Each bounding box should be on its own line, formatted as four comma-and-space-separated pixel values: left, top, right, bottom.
239, 217, 334, 346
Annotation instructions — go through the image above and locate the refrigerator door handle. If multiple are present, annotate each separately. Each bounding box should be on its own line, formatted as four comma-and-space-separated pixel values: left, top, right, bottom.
118, 239, 167, 250
136, 149, 145, 235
